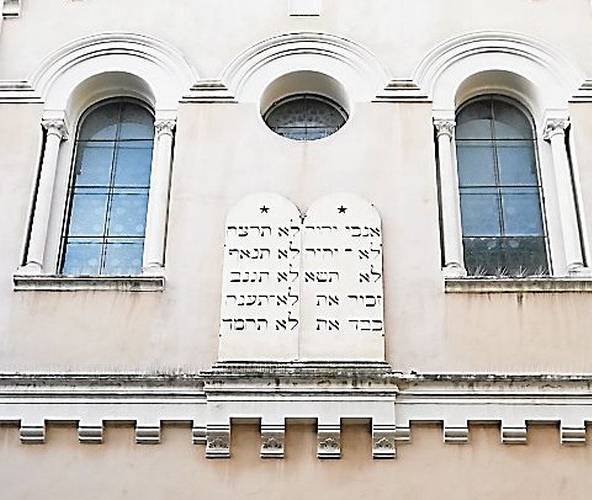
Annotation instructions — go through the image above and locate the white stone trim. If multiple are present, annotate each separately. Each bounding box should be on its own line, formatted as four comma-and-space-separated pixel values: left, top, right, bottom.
184, 31, 388, 105
142, 117, 176, 274
434, 117, 466, 278
1, 0, 20, 18
13, 275, 165, 292
445, 277, 592, 294
425, 32, 590, 278
2, 370, 592, 458
289, 0, 321, 16
415, 30, 583, 113
0, 32, 197, 107
9, 33, 192, 282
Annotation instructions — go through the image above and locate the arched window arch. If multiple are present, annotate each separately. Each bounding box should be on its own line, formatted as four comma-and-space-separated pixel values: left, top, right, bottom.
455, 96, 549, 276
60, 99, 154, 276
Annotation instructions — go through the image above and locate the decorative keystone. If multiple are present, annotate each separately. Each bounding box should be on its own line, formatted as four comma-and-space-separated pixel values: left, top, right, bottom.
206, 424, 231, 459
501, 425, 527, 444
20, 423, 45, 444
317, 423, 341, 459
135, 423, 161, 444
372, 423, 396, 459
260, 423, 285, 459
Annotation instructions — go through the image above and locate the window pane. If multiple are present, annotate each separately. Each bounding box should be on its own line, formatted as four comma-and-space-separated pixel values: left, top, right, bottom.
103, 241, 144, 275
119, 104, 154, 140
457, 141, 496, 186
78, 104, 119, 141
61, 241, 102, 276
267, 100, 308, 128
63, 100, 155, 276
265, 95, 346, 141
113, 142, 153, 187
456, 100, 493, 139
306, 102, 345, 128
68, 193, 108, 236
73, 142, 114, 186
501, 188, 544, 236
460, 189, 501, 236
463, 237, 503, 276
497, 141, 538, 186
275, 127, 308, 140
107, 193, 149, 236
501, 237, 548, 276
493, 100, 533, 139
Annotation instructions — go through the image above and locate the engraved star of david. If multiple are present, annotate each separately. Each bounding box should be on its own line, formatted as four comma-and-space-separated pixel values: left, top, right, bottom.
337, 205, 347, 214
260, 205, 270, 214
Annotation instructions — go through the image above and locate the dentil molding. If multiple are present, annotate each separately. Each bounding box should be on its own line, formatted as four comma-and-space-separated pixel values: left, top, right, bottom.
3, 368, 592, 458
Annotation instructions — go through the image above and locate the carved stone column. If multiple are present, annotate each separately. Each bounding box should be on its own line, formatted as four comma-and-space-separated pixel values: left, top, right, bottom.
434, 118, 466, 277
142, 118, 176, 274
20, 119, 68, 274
543, 118, 587, 275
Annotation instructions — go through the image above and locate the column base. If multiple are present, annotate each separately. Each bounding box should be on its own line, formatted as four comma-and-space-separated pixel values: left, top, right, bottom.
16, 262, 43, 276
442, 263, 467, 279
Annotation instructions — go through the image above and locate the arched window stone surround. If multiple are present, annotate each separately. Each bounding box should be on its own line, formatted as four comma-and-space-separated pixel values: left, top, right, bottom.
423, 31, 589, 279
184, 31, 389, 106
15, 33, 197, 289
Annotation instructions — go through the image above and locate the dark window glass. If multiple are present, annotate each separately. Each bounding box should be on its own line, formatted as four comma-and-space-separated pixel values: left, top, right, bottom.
61, 100, 154, 276
456, 97, 548, 277
264, 94, 347, 141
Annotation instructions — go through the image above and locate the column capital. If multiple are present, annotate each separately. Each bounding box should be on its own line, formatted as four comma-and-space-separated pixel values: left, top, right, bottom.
434, 118, 456, 138
154, 119, 176, 137
41, 118, 68, 140
543, 118, 570, 141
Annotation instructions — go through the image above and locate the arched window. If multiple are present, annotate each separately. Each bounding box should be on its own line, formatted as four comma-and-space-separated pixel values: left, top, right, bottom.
60, 100, 154, 276
456, 96, 548, 277
264, 94, 347, 141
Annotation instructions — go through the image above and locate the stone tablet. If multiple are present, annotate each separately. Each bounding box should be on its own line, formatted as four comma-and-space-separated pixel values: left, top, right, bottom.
300, 193, 384, 360
218, 192, 385, 362
218, 193, 301, 361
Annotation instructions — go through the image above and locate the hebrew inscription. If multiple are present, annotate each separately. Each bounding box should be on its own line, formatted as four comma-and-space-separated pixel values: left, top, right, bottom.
220, 194, 302, 338
219, 193, 384, 361
301, 193, 384, 338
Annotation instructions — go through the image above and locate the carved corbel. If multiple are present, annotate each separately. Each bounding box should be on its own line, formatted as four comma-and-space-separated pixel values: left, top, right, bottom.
372, 423, 396, 459
78, 421, 104, 444
443, 424, 469, 444
260, 423, 285, 459
560, 423, 586, 446
501, 424, 528, 444
206, 423, 231, 458
317, 423, 341, 459
20, 422, 45, 444
135, 422, 161, 444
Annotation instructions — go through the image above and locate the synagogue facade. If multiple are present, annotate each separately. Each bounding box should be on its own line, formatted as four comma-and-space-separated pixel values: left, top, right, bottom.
2, 0, 592, 498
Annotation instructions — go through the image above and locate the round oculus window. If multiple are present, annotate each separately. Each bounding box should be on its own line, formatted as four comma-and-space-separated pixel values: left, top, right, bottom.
264, 94, 348, 141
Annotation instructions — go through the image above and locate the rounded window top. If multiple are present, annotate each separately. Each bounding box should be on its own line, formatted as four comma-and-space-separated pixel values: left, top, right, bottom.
263, 94, 348, 141
78, 99, 154, 142
456, 96, 534, 141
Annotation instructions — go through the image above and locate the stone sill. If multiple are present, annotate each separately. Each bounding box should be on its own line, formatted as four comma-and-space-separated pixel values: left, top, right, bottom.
13, 275, 165, 292
445, 277, 592, 294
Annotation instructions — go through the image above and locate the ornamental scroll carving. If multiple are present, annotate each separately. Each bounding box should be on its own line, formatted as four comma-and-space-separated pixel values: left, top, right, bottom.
218, 193, 385, 362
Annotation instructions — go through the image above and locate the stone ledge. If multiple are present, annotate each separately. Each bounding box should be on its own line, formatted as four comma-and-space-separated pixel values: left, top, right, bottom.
445, 277, 592, 294
13, 275, 165, 292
